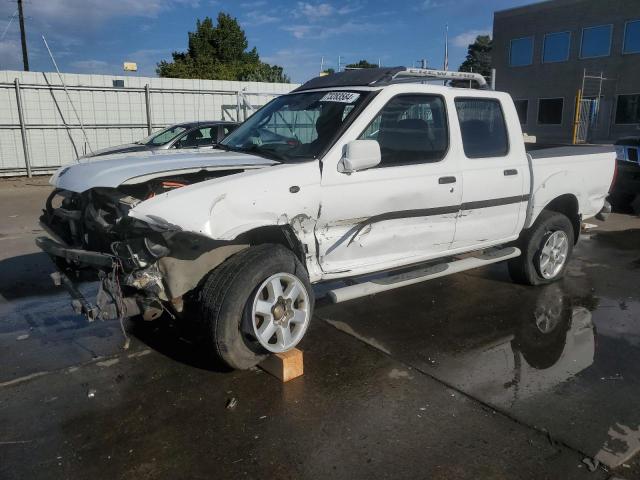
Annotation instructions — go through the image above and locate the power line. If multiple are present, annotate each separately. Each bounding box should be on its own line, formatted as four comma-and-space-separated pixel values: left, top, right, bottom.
1, 9, 18, 42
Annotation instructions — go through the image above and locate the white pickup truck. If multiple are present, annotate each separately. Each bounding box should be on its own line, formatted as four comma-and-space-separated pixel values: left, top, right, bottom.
38, 67, 615, 369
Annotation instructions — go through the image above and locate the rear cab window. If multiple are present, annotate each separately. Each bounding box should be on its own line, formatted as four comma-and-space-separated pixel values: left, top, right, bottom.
454, 98, 509, 158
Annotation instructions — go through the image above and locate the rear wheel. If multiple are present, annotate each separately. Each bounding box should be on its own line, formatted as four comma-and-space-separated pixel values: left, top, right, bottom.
508, 210, 574, 286
197, 244, 314, 370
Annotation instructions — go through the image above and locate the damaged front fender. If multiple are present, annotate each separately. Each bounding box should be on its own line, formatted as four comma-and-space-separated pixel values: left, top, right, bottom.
128, 161, 322, 247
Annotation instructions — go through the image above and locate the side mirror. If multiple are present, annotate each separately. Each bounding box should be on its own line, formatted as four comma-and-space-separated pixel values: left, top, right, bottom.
339, 140, 381, 173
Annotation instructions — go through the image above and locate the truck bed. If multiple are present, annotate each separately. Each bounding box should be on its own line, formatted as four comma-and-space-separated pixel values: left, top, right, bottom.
527, 145, 614, 159
525, 145, 615, 227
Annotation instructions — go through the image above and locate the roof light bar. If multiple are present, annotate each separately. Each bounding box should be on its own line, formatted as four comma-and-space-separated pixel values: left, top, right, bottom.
393, 68, 489, 89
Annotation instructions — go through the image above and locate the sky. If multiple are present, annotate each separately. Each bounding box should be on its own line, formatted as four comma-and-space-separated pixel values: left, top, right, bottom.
0, 0, 538, 83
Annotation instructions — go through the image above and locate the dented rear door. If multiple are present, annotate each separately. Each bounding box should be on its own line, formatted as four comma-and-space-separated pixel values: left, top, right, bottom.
451, 96, 529, 249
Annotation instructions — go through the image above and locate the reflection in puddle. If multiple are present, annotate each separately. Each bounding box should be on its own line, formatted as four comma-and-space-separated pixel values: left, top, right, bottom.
425, 285, 594, 408
596, 422, 640, 466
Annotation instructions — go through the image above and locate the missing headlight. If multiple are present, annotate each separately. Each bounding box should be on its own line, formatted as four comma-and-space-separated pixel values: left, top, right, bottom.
144, 237, 170, 259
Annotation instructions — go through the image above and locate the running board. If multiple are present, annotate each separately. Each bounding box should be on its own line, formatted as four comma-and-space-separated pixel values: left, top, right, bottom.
327, 247, 521, 303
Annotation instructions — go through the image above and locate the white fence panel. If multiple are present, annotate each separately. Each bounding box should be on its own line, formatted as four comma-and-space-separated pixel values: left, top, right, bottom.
0, 70, 297, 176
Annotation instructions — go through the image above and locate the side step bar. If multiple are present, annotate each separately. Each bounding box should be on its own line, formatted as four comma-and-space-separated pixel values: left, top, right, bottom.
327, 247, 521, 303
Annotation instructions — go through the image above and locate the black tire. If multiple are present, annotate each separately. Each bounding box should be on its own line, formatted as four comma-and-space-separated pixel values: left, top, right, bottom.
608, 191, 634, 211
631, 194, 640, 216
197, 244, 314, 370
508, 210, 574, 286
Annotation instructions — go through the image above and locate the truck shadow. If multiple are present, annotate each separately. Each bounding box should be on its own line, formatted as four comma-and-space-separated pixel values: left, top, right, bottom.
127, 316, 234, 373
0, 251, 60, 301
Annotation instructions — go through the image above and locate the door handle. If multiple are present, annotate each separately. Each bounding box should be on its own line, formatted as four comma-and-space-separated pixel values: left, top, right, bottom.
504, 169, 518, 176
438, 176, 456, 184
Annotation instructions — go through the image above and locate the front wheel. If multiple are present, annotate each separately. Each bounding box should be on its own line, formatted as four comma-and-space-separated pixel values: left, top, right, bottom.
508, 210, 574, 286
197, 244, 314, 370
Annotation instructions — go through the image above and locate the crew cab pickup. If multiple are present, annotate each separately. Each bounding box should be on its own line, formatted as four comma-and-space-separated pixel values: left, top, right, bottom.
37, 67, 616, 369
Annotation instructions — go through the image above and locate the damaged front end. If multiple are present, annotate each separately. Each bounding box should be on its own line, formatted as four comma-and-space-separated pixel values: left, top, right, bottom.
38, 171, 243, 322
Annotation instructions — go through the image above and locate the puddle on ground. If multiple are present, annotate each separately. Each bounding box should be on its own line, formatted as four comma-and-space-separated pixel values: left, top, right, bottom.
0, 282, 130, 382
316, 235, 640, 466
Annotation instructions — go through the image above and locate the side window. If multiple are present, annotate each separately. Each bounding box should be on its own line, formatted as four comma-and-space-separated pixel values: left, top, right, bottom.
358, 95, 448, 167
223, 125, 237, 136
177, 127, 214, 148
455, 98, 509, 158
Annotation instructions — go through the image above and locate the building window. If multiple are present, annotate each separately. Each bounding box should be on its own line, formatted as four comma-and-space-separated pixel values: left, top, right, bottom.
454, 98, 509, 158
538, 98, 564, 125
580, 25, 612, 58
615, 94, 640, 124
543, 32, 571, 63
514, 100, 528, 124
509, 37, 534, 67
623, 20, 640, 54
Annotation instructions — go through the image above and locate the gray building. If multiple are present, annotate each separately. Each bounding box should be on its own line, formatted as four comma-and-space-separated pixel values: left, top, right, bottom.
492, 0, 640, 144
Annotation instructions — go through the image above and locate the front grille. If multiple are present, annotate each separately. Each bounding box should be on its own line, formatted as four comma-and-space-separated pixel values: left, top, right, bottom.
629, 147, 639, 162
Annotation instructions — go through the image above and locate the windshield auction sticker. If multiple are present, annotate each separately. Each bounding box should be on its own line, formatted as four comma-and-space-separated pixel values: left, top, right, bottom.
320, 92, 360, 103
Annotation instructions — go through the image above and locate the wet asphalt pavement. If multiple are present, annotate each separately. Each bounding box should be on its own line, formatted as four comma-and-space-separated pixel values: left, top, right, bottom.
1, 178, 639, 479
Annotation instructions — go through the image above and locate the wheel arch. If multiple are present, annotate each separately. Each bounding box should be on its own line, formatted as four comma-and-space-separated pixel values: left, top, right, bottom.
537, 194, 581, 243
159, 225, 310, 301
235, 225, 307, 266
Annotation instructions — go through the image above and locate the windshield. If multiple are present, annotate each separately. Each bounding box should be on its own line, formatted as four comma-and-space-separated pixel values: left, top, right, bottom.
138, 125, 189, 146
220, 90, 370, 162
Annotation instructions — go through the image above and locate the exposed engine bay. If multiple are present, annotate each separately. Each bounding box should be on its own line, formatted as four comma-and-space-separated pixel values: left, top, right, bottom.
39, 169, 248, 323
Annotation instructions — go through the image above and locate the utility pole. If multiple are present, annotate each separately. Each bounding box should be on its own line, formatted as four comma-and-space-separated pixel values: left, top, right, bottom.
17, 0, 29, 70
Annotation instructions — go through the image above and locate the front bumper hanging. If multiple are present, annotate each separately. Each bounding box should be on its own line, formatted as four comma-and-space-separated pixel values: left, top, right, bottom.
37, 236, 162, 322
36, 236, 116, 269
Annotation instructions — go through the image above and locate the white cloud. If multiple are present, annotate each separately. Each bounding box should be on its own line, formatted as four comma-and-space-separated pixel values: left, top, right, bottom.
244, 11, 280, 26
240, 0, 267, 7
0, 0, 199, 70
294, 2, 335, 20
0, 0, 199, 35
416, 0, 441, 10
283, 21, 376, 39
70, 59, 114, 74
451, 29, 491, 48
336, 4, 362, 14
293, 2, 361, 21
284, 25, 314, 39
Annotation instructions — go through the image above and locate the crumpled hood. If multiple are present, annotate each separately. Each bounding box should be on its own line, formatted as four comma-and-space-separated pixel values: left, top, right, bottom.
50, 149, 277, 192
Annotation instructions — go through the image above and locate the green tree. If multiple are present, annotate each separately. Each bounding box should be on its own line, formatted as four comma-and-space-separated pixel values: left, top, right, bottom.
458, 35, 492, 77
321, 68, 335, 75
345, 59, 379, 69
157, 13, 289, 83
